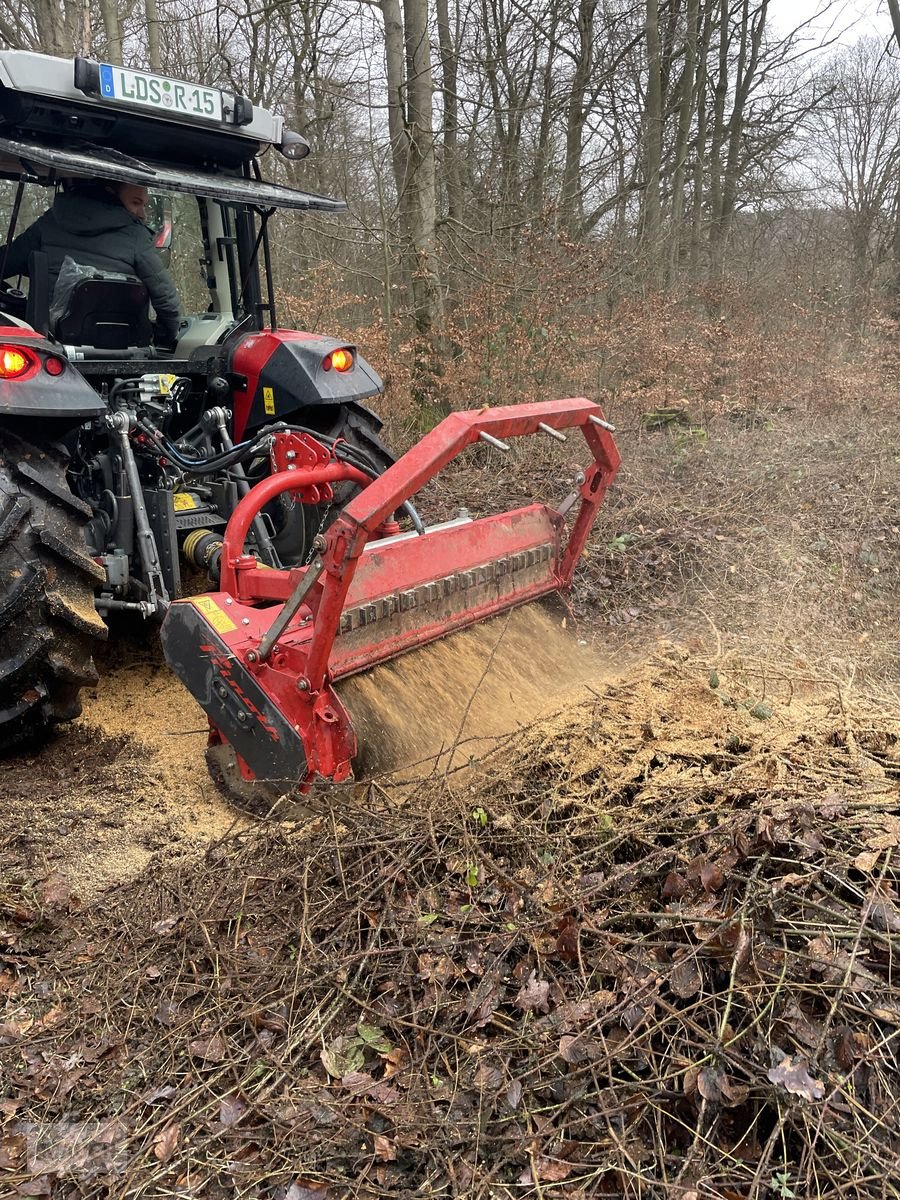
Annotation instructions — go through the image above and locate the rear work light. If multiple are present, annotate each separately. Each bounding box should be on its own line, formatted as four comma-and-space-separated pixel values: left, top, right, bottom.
322, 348, 354, 372
0, 345, 39, 380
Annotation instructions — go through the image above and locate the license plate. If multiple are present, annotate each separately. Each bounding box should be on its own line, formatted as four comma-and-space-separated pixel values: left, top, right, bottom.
98, 64, 223, 123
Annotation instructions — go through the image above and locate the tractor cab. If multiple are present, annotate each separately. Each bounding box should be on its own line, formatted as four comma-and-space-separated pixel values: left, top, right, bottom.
0, 54, 352, 363
0, 51, 382, 441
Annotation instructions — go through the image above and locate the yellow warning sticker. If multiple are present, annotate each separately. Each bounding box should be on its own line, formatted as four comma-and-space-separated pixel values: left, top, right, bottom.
173, 492, 196, 512
191, 595, 237, 634
263, 386, 275, 415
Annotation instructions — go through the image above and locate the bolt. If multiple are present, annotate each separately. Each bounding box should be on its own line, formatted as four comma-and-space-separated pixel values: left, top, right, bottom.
225, 597, 233, 605
237, 711, 248, 723
246, 650, 258, 663
241, 617, 250, 625
297, 678, 310, 691
285, 450, 297, 461
287, 464, 297, 471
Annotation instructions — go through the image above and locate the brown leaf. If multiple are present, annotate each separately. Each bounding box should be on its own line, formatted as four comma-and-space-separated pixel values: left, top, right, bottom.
556, 915, 579, 961
219, 1093, 247, 1127
519, 1157, 575, 1184
720, 1075, 750, 1107
152, 916, 179, 935
0, 1133, 26, 1169
506, 1078, 523, 1109
662, 871, 688, 899
0, 1015, 34, 1041
869, 894, 900, 933
373, 1134, 396, 1162
854, 849, 881, 874
767, 1054, 825, 1101
188, 1033, 227, 1062
834, 1027, 870, 1069
16, 1177, 52, 1196
669, 957, 701, 998
515, 972, 550, 1013
37, 871, 74, 911
697, 1065, 722, 1102
382, 1045, 408, 1079
559, 1034, 601, 1064
700, 862, 724, 893
473, 1062, 503, 1090
153, 1121, 181, 1163
285, 1180, 330, 1200
773, 871, 814, 893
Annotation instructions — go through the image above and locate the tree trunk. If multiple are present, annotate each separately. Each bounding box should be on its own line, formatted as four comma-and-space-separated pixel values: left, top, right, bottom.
436, 0, 463, 227
560, 0, 595, 237
668, 0, 700, 279
642, 0, 664, 285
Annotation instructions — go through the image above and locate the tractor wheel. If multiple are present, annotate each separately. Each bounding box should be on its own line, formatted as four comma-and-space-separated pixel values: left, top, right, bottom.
267, 402, 395, 565
0, 431, 107, 750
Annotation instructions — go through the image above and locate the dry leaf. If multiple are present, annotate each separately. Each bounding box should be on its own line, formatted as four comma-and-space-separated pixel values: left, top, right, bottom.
506, 1078, 523, 1109
320, 1035, 364, 1079
697, 1065, 722, 1102
382, 1045, 408, 1079
0, 1133, 26, 1169
767, 1054, 825, 1101
473, 1062, 503, 1089
219, 1094, 247, 1127
515, 972, 550, 1013
519, 1157, 575, 1184
37, 872, 74, 910
700, 862, 724, 893
662, 871, 688, 899
188, 1033, 227, 1062
669, 957, 702, 998
373, 1134, 397, 1162
555, 916, 579, 961
151, 916, 179, 935
559, 1034, 601, 1064
853, 849, 880, 874
152, 1121, 181, 1163
285, 1180, 329, 1200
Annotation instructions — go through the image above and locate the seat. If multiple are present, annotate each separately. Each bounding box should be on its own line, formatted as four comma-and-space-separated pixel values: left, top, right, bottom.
52, 275, 153, 350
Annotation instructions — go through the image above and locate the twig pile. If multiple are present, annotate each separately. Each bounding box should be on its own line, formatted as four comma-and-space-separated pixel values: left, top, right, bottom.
1, 658, 899, 1199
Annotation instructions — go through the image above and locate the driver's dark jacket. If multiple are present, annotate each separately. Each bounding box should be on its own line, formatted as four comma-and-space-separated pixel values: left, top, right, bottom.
2, 191, 181, 340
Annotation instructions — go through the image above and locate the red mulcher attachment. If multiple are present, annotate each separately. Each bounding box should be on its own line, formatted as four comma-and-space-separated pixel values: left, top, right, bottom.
160, 398, 620, 794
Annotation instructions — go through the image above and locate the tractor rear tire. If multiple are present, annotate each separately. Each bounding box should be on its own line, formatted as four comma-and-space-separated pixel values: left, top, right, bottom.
0, 431, 107, 750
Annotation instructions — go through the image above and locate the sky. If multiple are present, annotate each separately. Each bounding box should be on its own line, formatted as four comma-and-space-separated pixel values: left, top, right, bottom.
773, 0, 887, 43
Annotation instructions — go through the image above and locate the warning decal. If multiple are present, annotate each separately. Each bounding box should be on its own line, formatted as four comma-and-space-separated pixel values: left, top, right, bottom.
191, 595, 237, 634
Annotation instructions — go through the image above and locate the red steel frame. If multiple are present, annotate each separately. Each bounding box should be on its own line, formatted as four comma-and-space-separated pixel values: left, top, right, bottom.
177, 398, 620, 784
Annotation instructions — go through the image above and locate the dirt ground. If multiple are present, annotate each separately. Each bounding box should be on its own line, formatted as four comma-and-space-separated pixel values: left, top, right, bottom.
0, 373, 898, 1197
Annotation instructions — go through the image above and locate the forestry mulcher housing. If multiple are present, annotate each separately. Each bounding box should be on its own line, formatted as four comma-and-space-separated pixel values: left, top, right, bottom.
0, 53, 620, 799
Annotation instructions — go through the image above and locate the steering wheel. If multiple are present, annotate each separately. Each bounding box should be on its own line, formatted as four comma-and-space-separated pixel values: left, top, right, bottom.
0, 282, 27, 318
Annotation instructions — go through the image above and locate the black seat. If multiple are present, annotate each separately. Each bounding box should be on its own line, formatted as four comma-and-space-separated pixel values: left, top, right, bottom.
53, 276, 153, 349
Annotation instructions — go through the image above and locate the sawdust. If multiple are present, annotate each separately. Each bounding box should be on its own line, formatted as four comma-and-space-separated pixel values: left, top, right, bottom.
340, 603, 617, 779
1, 644, 246, 901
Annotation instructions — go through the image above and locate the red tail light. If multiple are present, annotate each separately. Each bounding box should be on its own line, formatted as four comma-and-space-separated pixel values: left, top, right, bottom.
0, 345, 39, 380
322, 348, 354, 372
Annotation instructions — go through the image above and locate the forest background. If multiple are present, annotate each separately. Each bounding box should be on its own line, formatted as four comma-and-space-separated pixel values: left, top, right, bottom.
2, 0, 899, 429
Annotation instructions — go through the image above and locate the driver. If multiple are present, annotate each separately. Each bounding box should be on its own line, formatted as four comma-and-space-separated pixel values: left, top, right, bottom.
1, 177, 181, 345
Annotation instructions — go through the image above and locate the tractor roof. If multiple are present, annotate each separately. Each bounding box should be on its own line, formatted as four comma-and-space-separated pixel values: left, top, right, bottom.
0, 51, 344, 213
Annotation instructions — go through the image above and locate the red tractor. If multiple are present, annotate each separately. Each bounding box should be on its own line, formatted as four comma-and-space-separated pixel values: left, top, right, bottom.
0, 52, 619, 805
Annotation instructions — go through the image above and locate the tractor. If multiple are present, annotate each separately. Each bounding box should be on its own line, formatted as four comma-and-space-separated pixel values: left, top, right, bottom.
0, 52, 619, 805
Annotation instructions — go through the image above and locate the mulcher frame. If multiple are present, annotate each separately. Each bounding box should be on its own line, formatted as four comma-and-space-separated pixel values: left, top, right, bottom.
160, 397, 621, 789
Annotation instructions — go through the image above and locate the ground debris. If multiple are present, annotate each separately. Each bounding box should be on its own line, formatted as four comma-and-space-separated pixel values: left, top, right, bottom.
1, 657, 898, 1198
